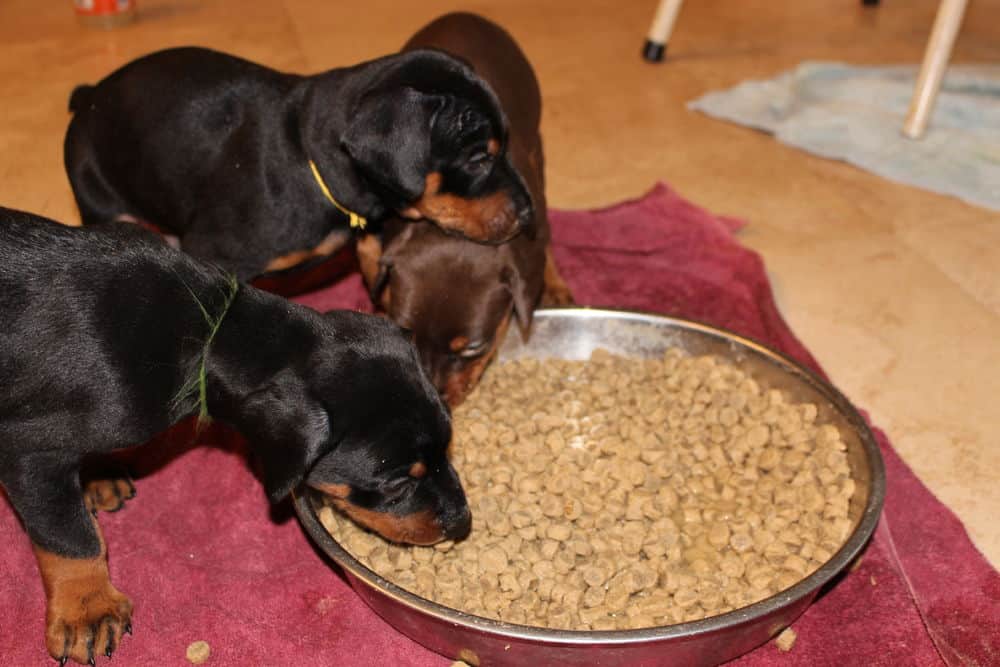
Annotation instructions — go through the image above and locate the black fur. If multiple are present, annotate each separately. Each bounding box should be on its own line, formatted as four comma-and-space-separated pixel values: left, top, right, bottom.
64, 46, 532, 280
0, 207, 469, 560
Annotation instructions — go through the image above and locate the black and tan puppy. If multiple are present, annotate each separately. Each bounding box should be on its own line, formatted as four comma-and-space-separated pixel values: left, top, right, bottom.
359, 13, 573, 406
64, 45, 532, 280
0, 208, 469, 665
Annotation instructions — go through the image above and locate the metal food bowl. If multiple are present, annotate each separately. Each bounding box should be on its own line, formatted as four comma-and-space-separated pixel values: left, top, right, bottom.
293, 308, 885, 667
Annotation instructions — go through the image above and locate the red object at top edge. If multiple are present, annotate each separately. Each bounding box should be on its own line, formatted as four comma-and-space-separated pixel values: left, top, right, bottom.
74, 0, 135, 16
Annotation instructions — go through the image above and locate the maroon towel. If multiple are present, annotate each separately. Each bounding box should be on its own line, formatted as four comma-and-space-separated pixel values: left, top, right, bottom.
2, 184, 997, 665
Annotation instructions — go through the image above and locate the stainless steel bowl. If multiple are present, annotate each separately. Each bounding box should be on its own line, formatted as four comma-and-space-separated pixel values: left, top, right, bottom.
294, 308, 885, 666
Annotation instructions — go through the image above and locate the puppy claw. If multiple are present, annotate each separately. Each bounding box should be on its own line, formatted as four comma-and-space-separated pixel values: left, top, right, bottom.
83, 477, 136, 515
42, 575, 131, 665
124, 622, 132, 636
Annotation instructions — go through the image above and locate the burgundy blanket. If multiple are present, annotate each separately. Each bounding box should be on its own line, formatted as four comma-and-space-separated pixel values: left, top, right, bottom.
3, 184, 997, 665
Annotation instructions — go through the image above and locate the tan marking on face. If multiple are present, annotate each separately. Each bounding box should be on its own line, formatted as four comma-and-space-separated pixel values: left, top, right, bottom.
409, 461, 428, 479
331, 498, 443, 545
312, 482, 443, 544
486, 138, 501, 156
408, 172, 519, 243
314, 482, 351, 499
264, 230, 350, 273
442, 311, 512, 407
449, 335, 470, 353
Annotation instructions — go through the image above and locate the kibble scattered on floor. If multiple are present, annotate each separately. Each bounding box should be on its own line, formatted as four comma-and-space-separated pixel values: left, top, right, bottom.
774, 626, 798, 651
185, 640, 211, 664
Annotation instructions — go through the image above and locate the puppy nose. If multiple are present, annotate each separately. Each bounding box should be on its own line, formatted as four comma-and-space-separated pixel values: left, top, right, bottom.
443, 505, 472, 541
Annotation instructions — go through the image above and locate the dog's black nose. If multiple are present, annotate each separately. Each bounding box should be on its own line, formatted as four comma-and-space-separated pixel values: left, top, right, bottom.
443, 505, 472, 541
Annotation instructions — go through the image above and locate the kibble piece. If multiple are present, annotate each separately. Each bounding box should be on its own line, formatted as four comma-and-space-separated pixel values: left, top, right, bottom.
719, 553, 745, 578
581, 563, 608, 588
673, 587, 699, 608
707, 523, 731, 549
562, 497, 584, 521
186, 641, 211, 665
479, 546, 509, 574
774, 627, 798, 652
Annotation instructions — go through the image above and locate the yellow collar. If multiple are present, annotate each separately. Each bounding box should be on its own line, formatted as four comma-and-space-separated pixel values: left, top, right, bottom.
308, 159, 367, 229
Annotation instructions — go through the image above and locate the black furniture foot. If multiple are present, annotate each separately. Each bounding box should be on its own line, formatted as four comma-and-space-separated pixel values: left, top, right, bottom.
642, 39, 666, 62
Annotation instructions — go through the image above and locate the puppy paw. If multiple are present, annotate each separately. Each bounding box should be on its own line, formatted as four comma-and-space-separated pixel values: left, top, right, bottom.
541, 281, 575, 307
83, 477, 135, 514
45, 581, 133, 665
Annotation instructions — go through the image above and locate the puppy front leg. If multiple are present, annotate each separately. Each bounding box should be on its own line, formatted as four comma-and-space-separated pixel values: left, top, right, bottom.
541, 245, 574, 306
2, 454, 132, 665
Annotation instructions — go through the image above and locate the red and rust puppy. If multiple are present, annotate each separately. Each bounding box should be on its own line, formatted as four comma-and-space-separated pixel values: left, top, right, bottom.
0, 208, 469, 665
359, 13, 573, 406
64, 43, 532, 281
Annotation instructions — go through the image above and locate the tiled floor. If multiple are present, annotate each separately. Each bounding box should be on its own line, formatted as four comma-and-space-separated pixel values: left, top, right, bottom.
1, 0, 997, 565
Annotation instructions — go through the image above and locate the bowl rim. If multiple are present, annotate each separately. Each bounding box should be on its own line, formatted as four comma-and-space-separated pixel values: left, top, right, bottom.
293, 306, 886, 647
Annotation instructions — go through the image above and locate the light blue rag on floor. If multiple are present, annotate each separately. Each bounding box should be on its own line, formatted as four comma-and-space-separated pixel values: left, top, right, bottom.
689, 62, 1000, 212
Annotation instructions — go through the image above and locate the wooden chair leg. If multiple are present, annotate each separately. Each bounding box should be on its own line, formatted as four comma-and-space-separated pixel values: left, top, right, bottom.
902, 0, 970, 139
642, 0, 685, 62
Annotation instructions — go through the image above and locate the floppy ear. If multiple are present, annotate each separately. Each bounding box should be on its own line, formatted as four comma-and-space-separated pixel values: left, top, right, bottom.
368, 259, 392, 309
500, 236, 548, 337
342, 88, 444, 203
238, 372, 331, 502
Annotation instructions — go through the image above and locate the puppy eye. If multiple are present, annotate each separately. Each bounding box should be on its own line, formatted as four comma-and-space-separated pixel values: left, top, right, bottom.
467, 152, 493, 168
382, 477, 416, 501
458, 340, 490, 359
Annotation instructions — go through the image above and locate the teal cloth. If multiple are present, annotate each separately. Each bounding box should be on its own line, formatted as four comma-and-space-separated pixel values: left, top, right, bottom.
689, 62, 1000, 212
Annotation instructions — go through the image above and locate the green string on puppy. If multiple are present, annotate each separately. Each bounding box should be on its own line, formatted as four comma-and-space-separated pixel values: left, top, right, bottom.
171, 273, 239, 424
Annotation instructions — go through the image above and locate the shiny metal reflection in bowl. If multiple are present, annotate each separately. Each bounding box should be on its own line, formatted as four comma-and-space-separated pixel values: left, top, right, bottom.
293, 308, 885, 667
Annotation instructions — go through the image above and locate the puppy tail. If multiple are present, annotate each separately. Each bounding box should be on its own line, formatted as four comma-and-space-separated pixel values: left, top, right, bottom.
68, 84, 94, 113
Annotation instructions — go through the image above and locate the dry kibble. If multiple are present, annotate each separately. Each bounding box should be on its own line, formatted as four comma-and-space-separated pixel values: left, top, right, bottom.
582, 563, 608, 588
730, 531, 754, 553
673, 587, 699, 608
185, 641, 211, 665
583, 585, 606, 608
707, 523, 731, 549
324, 348, 857, 631
720, 553, 746, 578
479, 546, 509, 574
774, 627, 798, 652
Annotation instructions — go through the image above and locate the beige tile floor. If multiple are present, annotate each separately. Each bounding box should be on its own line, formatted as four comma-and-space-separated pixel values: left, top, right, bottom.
1, 0, 997, 565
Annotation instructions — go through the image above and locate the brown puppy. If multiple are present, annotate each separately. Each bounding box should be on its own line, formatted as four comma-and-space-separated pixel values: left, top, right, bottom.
359, 13, 573, 406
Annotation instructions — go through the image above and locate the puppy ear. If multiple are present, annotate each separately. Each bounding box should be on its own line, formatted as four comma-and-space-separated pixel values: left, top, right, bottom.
501, 263, 535, 338
342, 88, 444, 203
368, 260, 392, 309
238, 372, 331, 502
